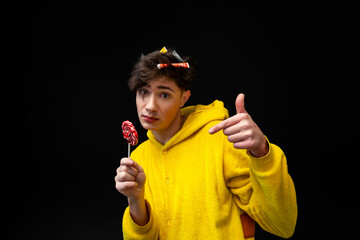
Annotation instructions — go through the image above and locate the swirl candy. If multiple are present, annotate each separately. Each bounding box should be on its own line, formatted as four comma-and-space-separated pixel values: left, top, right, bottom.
122, 120, 138, 157
122, 120, 138, 146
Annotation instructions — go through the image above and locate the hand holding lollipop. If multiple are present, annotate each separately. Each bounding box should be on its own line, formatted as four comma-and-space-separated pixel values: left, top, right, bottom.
122, 120, 139, 157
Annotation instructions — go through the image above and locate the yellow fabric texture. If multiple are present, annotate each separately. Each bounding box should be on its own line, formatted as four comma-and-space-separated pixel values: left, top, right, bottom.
122, 100, 297, 239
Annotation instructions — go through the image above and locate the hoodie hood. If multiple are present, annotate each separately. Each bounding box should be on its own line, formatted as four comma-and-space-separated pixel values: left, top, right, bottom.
147, 100, 229, 150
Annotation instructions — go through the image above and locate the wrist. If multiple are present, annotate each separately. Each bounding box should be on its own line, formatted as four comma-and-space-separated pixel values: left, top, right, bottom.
128, 196, 149, 226
250, 137, 269, 158
128, 195, 143, 205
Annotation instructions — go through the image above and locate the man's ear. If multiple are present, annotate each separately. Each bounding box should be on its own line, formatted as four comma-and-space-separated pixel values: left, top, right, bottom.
180, 90, 191, 107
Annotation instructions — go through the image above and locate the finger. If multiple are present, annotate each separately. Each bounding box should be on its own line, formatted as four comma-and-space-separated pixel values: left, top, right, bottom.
116, 181, 138, 192
233, 140, 255, 150
226, 130, 251, 143
222, 118, 250, 136
122, 181, 138, 189
117, 165, 138, 177
235, 93, 247, 114
120, 158, 144, 176
115, 171, 136, 182
132, 160, 144, 173
209, 115, 242, 134
120, 157, 134, 166
125, 165, 138, 176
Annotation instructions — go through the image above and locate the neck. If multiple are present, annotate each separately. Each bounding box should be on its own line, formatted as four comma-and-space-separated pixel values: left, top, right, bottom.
152, 112, 185, 145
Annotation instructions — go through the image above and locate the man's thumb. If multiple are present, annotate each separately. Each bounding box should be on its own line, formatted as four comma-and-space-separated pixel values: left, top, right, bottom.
235, 93, 246, 114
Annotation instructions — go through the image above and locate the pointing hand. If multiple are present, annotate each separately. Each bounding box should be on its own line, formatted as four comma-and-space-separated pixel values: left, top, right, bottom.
209, 94, 269, 158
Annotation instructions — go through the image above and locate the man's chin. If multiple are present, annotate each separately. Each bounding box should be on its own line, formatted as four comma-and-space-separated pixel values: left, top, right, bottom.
139, 120, 159, 131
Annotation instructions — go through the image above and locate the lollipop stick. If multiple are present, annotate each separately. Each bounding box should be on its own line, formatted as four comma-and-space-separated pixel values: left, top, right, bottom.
128, 143, 130, 158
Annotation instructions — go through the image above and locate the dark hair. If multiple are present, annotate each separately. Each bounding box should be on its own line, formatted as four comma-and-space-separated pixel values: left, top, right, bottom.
128, 48, 194, 92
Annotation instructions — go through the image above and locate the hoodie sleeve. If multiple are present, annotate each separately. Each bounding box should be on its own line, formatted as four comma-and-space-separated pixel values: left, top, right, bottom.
122, 200, 159, 240
224, 137, 298, 238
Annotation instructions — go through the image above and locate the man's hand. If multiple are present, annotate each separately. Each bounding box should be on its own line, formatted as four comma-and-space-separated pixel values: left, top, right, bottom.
209, 93, 269, 158
115, 158, 149, 226
115, 158, 146, 201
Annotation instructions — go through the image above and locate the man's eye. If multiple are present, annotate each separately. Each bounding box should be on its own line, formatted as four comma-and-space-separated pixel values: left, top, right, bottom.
161, 93, 170, 99
139, 89, 148, 95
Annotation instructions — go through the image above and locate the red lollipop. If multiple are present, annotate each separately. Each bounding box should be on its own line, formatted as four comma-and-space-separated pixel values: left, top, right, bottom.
122, 120, 138, 157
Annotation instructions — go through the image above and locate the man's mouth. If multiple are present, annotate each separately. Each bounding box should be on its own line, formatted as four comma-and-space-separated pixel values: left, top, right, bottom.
142, 115, 159, 123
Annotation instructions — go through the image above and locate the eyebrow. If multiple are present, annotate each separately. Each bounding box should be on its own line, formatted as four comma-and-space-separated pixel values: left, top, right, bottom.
156, 85, 175, 93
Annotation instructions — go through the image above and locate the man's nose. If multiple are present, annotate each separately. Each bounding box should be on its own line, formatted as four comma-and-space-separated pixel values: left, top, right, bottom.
145, 94, 158, 112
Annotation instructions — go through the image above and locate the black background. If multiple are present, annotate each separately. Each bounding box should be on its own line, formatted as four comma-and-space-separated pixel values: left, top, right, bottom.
11, 0, 357, 239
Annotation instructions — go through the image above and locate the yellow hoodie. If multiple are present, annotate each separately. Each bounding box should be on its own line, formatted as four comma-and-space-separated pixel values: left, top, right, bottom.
122, 100, 297, 239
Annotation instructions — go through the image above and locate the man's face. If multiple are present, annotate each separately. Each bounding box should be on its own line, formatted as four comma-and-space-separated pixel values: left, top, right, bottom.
136, 77, 190, 132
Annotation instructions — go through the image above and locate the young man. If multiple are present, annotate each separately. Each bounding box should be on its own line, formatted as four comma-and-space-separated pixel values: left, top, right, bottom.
115, 48, 297, 239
